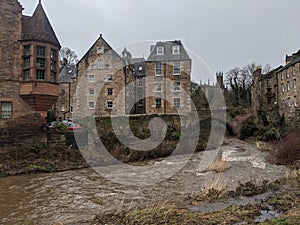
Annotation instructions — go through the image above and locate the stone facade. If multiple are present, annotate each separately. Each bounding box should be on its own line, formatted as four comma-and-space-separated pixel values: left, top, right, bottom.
0, 0, 60, 137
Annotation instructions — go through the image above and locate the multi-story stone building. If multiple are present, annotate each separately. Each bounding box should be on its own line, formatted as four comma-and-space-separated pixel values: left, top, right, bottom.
277, 50, 300, 119
67, 37, 192, 117
0, 0, 60, 138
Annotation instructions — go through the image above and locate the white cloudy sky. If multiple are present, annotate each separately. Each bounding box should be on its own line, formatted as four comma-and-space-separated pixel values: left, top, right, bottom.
19, 0, 300, 83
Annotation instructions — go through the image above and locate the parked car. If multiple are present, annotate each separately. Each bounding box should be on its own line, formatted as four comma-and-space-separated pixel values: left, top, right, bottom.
62, 119, 72, 125
67, 122, 81, 131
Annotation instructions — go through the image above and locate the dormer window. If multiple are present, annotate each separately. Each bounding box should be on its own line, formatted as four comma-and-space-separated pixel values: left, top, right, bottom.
156, 46, 164, 55
172, 45, 180, 54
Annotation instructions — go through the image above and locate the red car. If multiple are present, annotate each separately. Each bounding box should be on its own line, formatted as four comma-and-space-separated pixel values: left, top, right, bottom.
67, 122, 81, 130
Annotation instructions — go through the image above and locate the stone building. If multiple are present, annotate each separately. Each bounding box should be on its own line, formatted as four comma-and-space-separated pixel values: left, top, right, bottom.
145, 41, 191, 114
0, 0, 60, 140
277, 50, 300, 119
67, 37, 192, 118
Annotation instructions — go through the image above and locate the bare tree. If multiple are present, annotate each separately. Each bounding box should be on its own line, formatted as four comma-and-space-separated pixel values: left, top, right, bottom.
59, 47, 78, 67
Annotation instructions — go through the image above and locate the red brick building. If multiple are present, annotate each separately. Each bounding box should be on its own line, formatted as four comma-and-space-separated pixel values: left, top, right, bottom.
0, 0, 60, 141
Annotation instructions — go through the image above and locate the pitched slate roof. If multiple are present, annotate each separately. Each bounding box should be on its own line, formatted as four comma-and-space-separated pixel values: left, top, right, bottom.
21, 2, 60, 47
59, 65, 77, 83
277, 55, 300, 73
147, 40, 190, 62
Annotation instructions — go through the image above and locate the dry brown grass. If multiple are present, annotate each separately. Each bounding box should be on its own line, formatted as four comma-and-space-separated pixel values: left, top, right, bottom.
286, 169, 300, 180
207, 159, 230, 173
256, 141, 274, 152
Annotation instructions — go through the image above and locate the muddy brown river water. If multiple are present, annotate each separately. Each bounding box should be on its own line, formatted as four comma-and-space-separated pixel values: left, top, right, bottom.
0, 138, 288, 225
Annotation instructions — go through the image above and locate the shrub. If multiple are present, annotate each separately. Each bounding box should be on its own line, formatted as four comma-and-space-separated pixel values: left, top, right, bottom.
240, 123, 256, 140
268, 128, 300, 165
263, 127, 280, 141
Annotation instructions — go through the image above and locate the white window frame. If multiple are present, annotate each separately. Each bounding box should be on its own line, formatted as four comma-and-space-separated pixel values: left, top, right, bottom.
156, 46, 164, 55
172, 45, 180, 54
174, 82, 181, 91
89, 75, 95, 82
89, 88, 95, 96
88, 101, 95, 110
173, 98, 181, 107
155, 63, 162, 76
173, 61, 181, 75
155, 83, 162, 92
107, 101, 113, 109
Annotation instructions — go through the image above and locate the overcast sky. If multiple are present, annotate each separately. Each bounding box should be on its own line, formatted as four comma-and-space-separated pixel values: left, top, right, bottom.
19, 0, 300, 83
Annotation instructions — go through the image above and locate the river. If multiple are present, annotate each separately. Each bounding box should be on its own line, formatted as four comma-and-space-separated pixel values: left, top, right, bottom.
0, 138, 288, 225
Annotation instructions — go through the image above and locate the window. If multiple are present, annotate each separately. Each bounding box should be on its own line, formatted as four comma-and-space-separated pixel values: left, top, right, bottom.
89, 88, 95, 96
156, 98, 162, 108
36, 46, 46, 57
172, 45, 180, 54
155, 63, 162, 76
293, 67, 297, 76
288, 98, 291, 107
98, 60, 103, 69
287, 81, 290, 91
36, 70, 45, 81
174, 98, 181, 107
1, 102, 12, 119
36, 58, 45, 68
138, 78, 143, 87
107, 88, 113, 95
24, 57, 30, 68
89, 75, 95, 82
156, 46, 164, 55
105, 64, 110, 69
266, 79, 271, 88
51, 60, 56, 71
294, 96, 297, 107
138, 97, 143, 106
50, 71, 56, 83
174, 82, 181, 91
97, 47, 103, 54
70, 106, 74, 113
281, 73, 284, 80
281, 83, 285, 92
50, 49, 56, 59
293, 79, 297, 89
61, 89, 65, 97
173, 61, 181, 75
107, 101, 113, 109
61, 103, 65, 112
107, 74, 113, 81
23, 70, 30, 81
91, 64, 97, 70
88, 101, 95, 110
24, 45, 31, 56
155, 83, 162, 92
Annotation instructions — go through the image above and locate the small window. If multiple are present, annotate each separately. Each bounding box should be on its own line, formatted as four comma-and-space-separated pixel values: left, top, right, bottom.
281, 73, 284, 80
89, 75, 95, 82
24, 45, 31, 56
61, 89, 65, 97
88, 101, 95, 110
293, 79, 297, 89
138, 78, 143, 87
156, 46, 164, 55
24, 57, 30, 68
50, 71, 56, 83
23, 70, 30, 81
36, 70, 45, 81
155, 83, 162, 92
91, 64, 97, 70
36, 58, 45, 68
61, 103, 65, 112
97, 47, 104, 54
281, 83, 285, 92
174, 98, 181, 107
155, 98, 162, 108
294, 96, 297, 106
107, 101, 113, 109
105, 64, 110, 69
89, 88, 95, 96
98, 60, 103, 69
172, 45, 180, 54
51, 49, 56, 59
174, 82, 181, 91
173, 61, 181, 75
266, 79, 271, 88
51, 61, 56, 71
70, 106, 74, 113
288, 98, 291, 107
107, 74, 113, 81
36, 46, 46, 57
1, 102, 12, 119
107, 88, 113, 95
155, 63, 162, 76
138, 98, 143, 106
287, 81, 290, 91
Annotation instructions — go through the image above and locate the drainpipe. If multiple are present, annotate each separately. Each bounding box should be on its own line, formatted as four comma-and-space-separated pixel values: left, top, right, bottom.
164, 62, 167, 114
